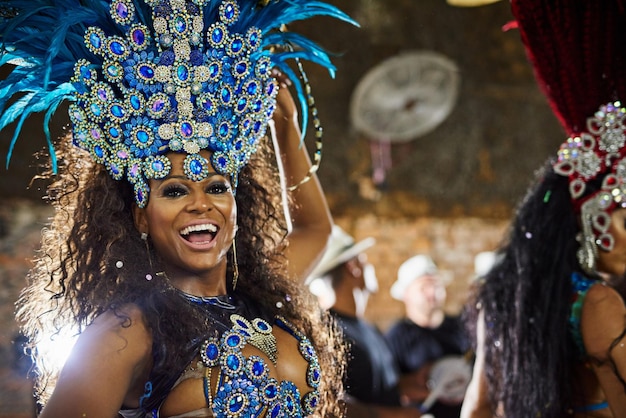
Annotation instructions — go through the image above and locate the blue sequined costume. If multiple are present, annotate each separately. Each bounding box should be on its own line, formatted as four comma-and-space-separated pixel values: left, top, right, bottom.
120, 293, 321, 418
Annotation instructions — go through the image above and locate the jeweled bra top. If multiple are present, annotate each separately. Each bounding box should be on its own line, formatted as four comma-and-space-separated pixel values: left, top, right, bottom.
120, 292, 321, 417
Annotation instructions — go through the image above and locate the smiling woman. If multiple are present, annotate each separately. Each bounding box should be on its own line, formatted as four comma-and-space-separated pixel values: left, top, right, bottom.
0, 0, 356, 417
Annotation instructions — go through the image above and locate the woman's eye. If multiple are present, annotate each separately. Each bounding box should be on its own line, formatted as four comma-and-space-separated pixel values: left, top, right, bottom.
207, 183, 230, 194
163, 185, 187, 198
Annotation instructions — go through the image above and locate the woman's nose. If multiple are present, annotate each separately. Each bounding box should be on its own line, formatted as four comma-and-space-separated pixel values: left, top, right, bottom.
187, 190, 212, 212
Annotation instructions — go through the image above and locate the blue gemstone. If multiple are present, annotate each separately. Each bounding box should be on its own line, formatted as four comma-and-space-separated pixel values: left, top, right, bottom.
90, 103, 101, 116
107, 65, 120, 78
109, 127, 120, 138
139, 65, 154, 79
175, 17, 186, 33
309, 396, 318, 407
253, 121, 261, 133
180, 122, 193, 137
228, 395, 244, 413
221, 87, 231, 103
258, 61, 269, 75
110, 41, 125, 56
252, 361, 264, 376
235, 62, 247, 75
152, 99, 165, 113
286, 395, 294, 411
265, 384, 277, 398
132, 29, 145, 46
226, 335, 240, 347
97, 88, 108, 101
249, 32, 259, 47
116, 2, 128, 18
136, 130, 149, 144
270, 404, 281, 418
110, 163, 120, 176
189, 159, 203, 175
313, 368, 320, 380
237, 98, 247, 112
111, 105, 125, 118
206, 343, 219, 360
209, 63, 220, 78
219, 122, 229, 137
129, 163, 139, 177
226, 354, 240, 370
224, 4, 235, 20
80, 66, 91, 80
177, 65, 189, 81
152, 160, 164, 171
94, 145, 104, 158
130, 95, 141, 110
267, 82, 275, 95
232, 39, 243, 53
89, 33, 102, 49
72, 109, 84, 122
217, 155, 228, 168
212, 27, 224, 43
246, 82, 258, 95
137, 188, 145, 203
235, 140, 243, 151
253, 100, 262, 112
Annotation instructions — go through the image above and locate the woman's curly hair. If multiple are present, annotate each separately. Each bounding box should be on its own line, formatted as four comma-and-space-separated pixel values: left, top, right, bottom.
16, 134, 346, 417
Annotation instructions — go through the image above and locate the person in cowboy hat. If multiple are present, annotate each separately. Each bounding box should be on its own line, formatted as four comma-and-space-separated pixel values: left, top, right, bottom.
308, 225, 421, 418
386, 254, 469, 418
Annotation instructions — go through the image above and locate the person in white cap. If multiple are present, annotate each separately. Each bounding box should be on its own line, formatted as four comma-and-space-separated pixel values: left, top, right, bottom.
308, 226, 421, 418
386, 255, 469, 418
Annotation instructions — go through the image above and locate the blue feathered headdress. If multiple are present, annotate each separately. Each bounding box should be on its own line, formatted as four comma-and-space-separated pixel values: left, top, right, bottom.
0, 0, 356, 206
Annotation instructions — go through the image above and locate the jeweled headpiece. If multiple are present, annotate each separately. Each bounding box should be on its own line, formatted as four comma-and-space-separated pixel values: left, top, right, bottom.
511, 0, 626, 273
0, 0, 356, 207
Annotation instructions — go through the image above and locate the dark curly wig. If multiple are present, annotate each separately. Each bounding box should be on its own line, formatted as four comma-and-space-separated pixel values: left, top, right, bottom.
16, 133, 346, 417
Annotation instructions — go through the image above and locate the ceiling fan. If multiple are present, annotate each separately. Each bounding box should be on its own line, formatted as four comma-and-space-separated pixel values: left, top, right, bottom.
349, 50, 460, 193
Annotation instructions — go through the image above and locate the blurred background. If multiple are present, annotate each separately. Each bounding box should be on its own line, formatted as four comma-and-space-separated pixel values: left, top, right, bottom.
0, 0, 564, 415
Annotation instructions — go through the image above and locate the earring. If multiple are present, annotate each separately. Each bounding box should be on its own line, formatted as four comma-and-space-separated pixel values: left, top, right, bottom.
141, 232, 155, 279
232, 237, 239, 291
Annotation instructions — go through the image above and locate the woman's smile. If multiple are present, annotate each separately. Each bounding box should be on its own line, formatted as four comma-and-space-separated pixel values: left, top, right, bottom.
133, 151, 237, 280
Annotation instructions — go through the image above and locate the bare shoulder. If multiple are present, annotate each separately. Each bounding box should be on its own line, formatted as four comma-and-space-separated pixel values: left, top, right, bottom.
584, 282, 625, 313
582, 283, 626, 359
39, 304, 153, 417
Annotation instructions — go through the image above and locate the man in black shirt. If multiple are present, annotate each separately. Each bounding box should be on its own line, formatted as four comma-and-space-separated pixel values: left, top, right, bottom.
308, 226, 421, 418
386, 255, 470, 418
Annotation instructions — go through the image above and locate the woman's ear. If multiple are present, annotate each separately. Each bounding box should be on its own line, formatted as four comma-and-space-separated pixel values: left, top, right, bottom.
132, 203, 148, 235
